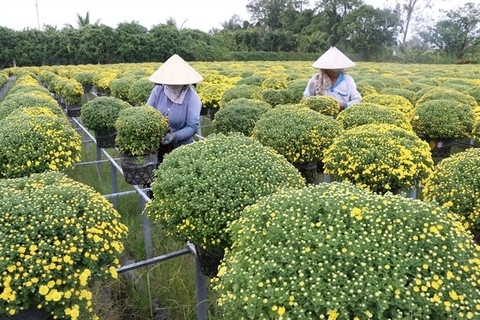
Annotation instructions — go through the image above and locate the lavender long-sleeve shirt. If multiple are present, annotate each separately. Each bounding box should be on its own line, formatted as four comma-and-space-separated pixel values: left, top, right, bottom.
147, 85, 202, 148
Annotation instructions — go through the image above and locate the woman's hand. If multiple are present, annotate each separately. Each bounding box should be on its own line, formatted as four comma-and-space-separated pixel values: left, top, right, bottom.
161, 133, 176, 145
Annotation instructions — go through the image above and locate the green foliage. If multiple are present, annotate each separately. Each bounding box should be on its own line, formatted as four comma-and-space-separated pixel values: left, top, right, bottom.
74, 71, 95, 86
81, 96, 132, 132
261, 77, 287, 90
299, 95, 340, 116
0, 171, 128, 319
115, 105, 169, 156
220, 84, 262, 105
424, 148, 480, 235
379, 87, 415, 102
109, 77, 136, 101
336, 102, 413, 131
0, 92, 63, 120
286, 79, 309, 103
145, 133, 305, 251
323, 124, 433, 193
363, 93, 414, 116
215, 182, 480, 319
261, 88, 293, 106
212, 98, 272, 136
416, 87, 478, 109
252, 105, 343, 164
127, 78, 155, 106
6, 84, 51, 97
0, 113, 82, 179
236, 74, 267, 86
410, 99, 475, 140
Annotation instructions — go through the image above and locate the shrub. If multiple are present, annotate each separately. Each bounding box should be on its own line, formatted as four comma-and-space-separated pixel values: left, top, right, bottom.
286, 79, 309, 104
212, 98, 272, 136
109, 77, 136, 101
74, 71, 95, 87
81, 96, 132, 132
0, 113, 82, 179
410, 99, 475, 140
423, 148, 480, 236
127, 78, 155, 106
363, 93, 414, 116
416, 87, 478, 109
220, 84, 262, 105
197, 82, 233, 109
261, 77, 288, 90
299, 95, 340, 117
323, 124, 433, 194
115, 105, 169, 156
0, 171, 128, 319
252, 105, 343, 164
261, 88, 293, 106
379, 87, 415, 103
146, 133, 305, 251
336, 102, 413, 131
236, 75, 267, 86
0, 93, 63, 120
215, 182, 480, 319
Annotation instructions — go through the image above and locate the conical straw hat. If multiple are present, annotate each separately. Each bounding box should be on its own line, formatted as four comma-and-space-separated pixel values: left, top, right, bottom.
148, 54, 204, 85
312, 47, 355, 69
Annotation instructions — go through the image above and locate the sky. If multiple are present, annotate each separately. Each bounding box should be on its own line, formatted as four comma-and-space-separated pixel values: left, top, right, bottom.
0, 0, 476, 33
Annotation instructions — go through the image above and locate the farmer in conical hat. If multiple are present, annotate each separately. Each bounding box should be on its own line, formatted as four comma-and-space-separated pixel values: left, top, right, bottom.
147, 54, 203, 160
303, 47, 362, 111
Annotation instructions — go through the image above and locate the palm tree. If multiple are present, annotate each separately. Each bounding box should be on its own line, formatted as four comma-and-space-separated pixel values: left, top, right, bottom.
65, 12, 101, 29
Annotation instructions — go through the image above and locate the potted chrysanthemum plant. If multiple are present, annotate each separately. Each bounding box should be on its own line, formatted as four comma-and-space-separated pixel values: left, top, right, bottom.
81, 96, 132, 148
252, 105, 343, 183
214, 182, 480, 319
323, 123, 434, 194
145, 133, 305, 277
0, 171, 128, 320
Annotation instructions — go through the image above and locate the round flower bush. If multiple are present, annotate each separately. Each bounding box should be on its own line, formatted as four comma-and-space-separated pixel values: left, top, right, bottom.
220, 84, 262, 105
81, 96, 132, 132
299, 95, 340, 117
0, 113, 82, 179
423, 148, 480, 238
252, 105, 343, 164
363, 93, 414, 116
0, 93, 63, 120
127, 78, 154, 106
323, 124, 433, 194
212, 98, 272, 136
214, 182, 480, 319
410, 99, 475, 140
109, 77, 136, 101
261, 88, 293, 107
145, 133, 305, 252
0, 171, 128, 319
336, 103, 413, 131
416, 87, 478, 109
115, 105, 169, 156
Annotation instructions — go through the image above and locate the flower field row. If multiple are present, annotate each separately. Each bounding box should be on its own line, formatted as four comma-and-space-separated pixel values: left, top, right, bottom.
1, 60, 480, 319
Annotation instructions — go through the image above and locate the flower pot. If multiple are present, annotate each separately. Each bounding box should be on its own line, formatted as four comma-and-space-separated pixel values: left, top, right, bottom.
0, 309, 52, 320
293, 160, 318, 185
120, 153, 158, 185
95, 130, 116, 148
83, 84, 93, 94
194, 244, 225, 278
430, 140, 451, 158
66, 104, 82, 117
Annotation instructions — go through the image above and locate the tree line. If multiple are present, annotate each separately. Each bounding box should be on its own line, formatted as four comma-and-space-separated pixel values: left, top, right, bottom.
0, 0, 479, 69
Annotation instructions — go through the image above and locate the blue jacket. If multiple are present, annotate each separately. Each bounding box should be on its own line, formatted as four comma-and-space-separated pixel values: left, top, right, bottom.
147, 85, 202, 148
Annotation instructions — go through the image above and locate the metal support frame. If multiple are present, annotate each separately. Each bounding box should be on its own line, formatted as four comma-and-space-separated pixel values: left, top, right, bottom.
69, 115, 209, 320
